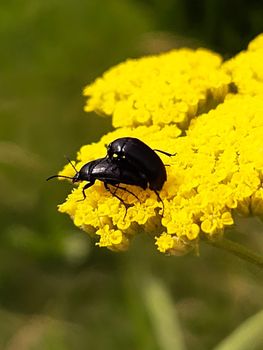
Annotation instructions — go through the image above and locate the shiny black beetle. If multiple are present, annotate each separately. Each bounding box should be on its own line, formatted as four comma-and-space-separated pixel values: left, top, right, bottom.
107, 137, 174, 191
47, 137, 174, 212
47, 156, 148, 204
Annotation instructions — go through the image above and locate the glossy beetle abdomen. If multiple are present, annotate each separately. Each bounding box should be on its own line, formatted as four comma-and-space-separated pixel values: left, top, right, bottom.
107, 137, 167, 190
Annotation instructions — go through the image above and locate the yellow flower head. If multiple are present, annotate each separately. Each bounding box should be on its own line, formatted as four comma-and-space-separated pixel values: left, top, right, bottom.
84, 48, 230, 129
223, 34, 263, 96
57, 35, 263, 255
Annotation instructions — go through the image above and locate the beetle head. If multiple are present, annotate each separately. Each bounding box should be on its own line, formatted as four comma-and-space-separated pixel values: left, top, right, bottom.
72, 172, 81, 183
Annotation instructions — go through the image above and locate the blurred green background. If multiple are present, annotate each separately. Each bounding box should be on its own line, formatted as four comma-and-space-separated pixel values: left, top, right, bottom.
1, 0, 263, 349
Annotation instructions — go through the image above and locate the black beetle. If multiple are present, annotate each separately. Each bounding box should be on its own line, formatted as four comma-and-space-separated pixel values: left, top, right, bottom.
47, 156, 148, 205
48, 137, 175, 215
107, 137, 174, 191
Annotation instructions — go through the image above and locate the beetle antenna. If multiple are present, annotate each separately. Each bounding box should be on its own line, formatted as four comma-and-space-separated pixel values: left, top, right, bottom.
154, 149, 176, 157
46, 175, 74, 181
64, 155, 78, 173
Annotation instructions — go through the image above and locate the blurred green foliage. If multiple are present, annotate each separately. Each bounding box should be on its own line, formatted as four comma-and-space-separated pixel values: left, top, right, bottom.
141, 0, 263, 55
0, 0, 263, 349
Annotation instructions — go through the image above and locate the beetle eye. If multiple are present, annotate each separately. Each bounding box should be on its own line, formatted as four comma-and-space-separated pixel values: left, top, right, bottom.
122, 155, 126, 159
112, 153, 118, 158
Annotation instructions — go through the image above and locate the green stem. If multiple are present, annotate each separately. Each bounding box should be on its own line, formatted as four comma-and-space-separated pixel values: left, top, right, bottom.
204, 237, 263, 269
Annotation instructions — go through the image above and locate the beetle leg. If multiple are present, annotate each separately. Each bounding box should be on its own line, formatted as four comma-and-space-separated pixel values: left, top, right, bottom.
77, 181, 95, 201
104, 183, 126, 204
110, 183, 141, 203
154, 149, 176, 157
104, 182, 128, 219
154, 190, 164, 217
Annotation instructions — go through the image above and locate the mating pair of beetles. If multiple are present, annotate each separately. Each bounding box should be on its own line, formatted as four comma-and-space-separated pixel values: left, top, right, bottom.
48, 137, 175, 210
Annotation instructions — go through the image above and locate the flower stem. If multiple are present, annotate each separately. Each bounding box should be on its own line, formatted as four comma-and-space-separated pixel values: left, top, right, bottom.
204, 237, 263, 269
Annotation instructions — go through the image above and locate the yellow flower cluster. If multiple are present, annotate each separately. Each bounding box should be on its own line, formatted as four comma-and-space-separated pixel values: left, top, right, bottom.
58, 34, 263, 255
223, 34, 263, 96
84, 49, 230, 129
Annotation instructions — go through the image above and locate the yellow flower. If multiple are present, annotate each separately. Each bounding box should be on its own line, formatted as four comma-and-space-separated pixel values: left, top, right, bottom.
223, 34, 263, 96
155, 233, 195, 256
96, 225, 129, 251
84, 48, 230, 129
56, 35, 263, 255
200, 205, 234, 235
